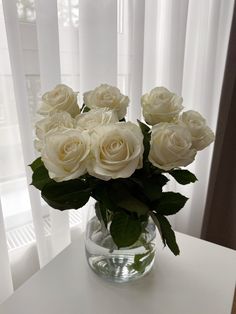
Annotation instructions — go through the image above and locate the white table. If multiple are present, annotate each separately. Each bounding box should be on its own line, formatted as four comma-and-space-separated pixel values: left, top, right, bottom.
0, 232, 235, 314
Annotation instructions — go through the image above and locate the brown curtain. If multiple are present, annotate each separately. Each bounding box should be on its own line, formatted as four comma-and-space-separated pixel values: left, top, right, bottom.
201, 3, 236, 249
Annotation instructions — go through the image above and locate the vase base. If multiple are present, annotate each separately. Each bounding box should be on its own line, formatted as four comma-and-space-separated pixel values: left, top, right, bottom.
86, 253, 155, 283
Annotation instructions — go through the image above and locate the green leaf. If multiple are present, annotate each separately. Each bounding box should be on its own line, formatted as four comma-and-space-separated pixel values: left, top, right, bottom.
41, 180, 91, 210
149, 211, 163, 243
142, 177, 162, 201
80, 103, 85, 111
117, 196, 149, 216
169, 169, 198, 185
29, 157, 43, 171
82, 106, 90, 113
153, 174, 169, 187
137, 120, 151, 160
109, 180, 130, 201
108, 181, 149, 216
153, 213, 180, 255
155, 192, 188, 215
93, 183, 117, 212
95, 202, 108, 228
131, 251, 155, 273
31, 163, 51, 190
137, 119, 150, 133
110, 211, 142, 248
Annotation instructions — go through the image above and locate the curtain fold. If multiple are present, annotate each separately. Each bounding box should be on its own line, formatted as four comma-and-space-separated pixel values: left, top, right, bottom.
2, 0, 50, 267
0, 199, 13, 303
79, 0, 117, 93
35, 0, 71, 258
35, 0, 61, 92
142, 0, 190, 227
0, 0, 234, 301
143, 0, 189, 93
128, 0, 145, 122
177, 0, 235, 236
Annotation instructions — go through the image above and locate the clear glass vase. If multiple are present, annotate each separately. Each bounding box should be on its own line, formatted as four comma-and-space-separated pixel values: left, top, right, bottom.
85, 206, 156, 283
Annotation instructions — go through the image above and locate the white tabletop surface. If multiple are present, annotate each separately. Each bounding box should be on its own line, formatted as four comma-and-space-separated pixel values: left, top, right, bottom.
0, 232, 236, 314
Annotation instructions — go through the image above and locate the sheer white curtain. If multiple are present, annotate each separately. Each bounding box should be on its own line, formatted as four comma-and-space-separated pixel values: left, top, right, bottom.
142, 0, 235, 236
0, 0, 234, 303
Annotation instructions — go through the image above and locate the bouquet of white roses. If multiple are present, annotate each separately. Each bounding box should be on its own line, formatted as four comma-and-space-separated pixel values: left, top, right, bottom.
31, 84, 214, 255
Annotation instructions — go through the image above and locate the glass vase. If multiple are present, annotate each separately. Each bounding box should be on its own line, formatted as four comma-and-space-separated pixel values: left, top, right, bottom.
85, 205, 156, 283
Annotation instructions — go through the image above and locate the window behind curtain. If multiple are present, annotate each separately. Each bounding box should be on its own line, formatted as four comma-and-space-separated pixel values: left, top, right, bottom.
0, 0, 128, 230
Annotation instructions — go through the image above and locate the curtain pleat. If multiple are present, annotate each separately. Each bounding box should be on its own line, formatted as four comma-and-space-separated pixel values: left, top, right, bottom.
143, 0, 158, 92
142, 0, 234, 236
79, 0, 117, 93
2, 0, 50, 267
0, 199, 13, 303
35, 0, 71, 258
35, 0, 61, 92
143, 0, 189, 228
176, 0, 235, 236
127, 0, 145, 122
57, 2, 79, 90
153, 0, 188, 93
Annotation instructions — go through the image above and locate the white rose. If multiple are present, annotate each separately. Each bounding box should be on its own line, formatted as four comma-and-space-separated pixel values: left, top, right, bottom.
83, 84, 129, 120
75, 108, 119, 132
88, 122, 144, 180
141, 87, 184, 125
149, 123, 196, 170
34, 112, 75, 152
38, 84, 80, 117
178, 110, 215, 151
41, 129, 90, 182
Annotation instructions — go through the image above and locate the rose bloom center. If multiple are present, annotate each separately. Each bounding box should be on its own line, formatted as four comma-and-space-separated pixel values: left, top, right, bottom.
171, 133, 186, 148
101, 137, 128, 161
59, 139, 81, 159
